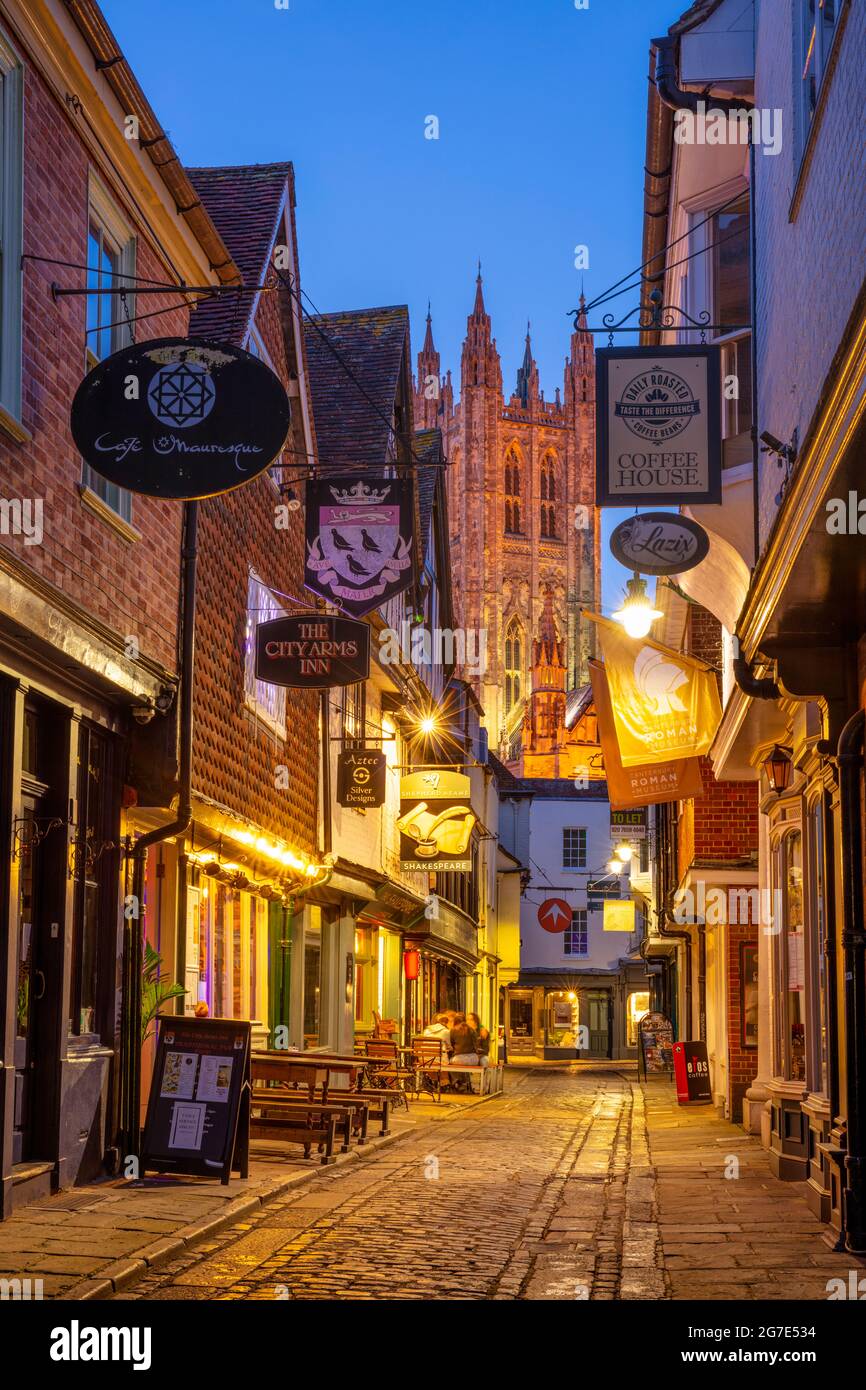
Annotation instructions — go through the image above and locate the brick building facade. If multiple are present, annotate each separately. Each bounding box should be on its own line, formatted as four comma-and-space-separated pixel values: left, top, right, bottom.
412, 278, 601, 756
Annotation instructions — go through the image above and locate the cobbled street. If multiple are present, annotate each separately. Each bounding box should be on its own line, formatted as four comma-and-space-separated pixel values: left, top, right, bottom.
113, 1069, 864, 1302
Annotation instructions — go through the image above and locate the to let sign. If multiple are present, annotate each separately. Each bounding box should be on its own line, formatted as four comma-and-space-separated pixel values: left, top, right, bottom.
337, 749, 386, 808
255, 614, 370, 688
596, 346, 721, 506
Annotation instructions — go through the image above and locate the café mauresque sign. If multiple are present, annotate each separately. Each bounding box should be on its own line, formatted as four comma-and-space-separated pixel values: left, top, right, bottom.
596, 346, 721, 506
609, 512, 710, 577
255, 614, 370, 689
70, 337, 291, 499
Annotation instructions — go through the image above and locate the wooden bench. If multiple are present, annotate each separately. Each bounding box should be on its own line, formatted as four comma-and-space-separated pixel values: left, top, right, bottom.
442, 1063, 504, 1096
250, 1055, 371, 1161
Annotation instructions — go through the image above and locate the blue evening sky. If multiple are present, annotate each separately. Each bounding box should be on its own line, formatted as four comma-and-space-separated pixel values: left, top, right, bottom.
100, 0, 679, 613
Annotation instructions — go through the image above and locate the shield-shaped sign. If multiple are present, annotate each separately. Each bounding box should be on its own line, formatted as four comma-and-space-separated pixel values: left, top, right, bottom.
70, 337, 291, 499
305, 475, 413, 617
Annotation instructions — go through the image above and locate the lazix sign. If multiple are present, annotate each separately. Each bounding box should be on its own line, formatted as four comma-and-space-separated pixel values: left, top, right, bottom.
255, 614, 370, 689
305, 475, 413, 617
596, 346, 721, 506
71, 338, 291, 499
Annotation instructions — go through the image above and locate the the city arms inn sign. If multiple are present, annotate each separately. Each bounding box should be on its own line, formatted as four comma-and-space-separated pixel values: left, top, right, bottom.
596, 346, 721, 506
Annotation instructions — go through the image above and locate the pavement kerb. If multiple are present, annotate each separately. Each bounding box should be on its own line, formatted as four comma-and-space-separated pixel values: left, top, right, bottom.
62, 1083, 511, 1301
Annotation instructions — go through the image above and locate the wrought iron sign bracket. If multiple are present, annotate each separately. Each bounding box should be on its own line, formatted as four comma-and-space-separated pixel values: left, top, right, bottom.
570, 287, 750, 347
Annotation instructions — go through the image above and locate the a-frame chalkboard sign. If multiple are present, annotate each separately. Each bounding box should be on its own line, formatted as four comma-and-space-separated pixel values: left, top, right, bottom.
141, 1016, 251, 1185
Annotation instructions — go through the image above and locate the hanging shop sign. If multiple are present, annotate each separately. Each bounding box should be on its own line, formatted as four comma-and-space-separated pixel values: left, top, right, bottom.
337, 748, 386, 808
589, 616, 722, 767
398, 769, 476, 871
305, 475, 414, 617
587, 877, 622, 912
589, 659, 704, 809
141, 1016, 251, 1185
596, 346, 721, 506
638, 1012, 674, 1079
610, 807, 647, 840
537, 898, 572, 934
603, 898, 635, 933
255, 613, 370, 689
70, 338, 291, 499
609, 512, 710, 576
672, 1040, 713, 1104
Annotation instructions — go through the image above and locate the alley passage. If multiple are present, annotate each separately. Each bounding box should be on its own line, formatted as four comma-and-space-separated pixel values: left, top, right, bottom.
115, 1069, 863, 1301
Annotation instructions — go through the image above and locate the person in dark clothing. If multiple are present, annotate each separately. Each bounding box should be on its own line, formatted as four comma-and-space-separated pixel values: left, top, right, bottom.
467, 1012, 490, 1066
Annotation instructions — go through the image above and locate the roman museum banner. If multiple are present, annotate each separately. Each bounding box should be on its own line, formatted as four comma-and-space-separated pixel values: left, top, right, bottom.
590, 618, 722, 766
596, 346, 721, 506
305, 475, 413, 617
71, 338, 291, 499
589, 659, 704, 805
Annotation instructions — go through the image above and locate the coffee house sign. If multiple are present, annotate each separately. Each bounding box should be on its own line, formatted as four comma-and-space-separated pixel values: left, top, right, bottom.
596, 346, 721, 506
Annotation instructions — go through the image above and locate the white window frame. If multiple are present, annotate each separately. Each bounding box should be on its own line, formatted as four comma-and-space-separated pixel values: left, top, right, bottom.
244, 571, 287, 739
795, 0, 844, 161
563, 909, 588, 957
562, 826, 587, 870
0, 26, 24, 434
82, 176, 137, 522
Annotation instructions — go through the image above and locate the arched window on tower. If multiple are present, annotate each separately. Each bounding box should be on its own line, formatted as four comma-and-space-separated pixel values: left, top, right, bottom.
582, 377, 587, 402
540, 453, 558, 539
504, 449, 523, 534
504, 617, 523, 712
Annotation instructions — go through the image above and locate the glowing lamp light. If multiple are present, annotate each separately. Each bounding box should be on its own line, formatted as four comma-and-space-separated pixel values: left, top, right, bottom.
764, 744, 793, 794
403, 948, 421, 981
614, 841, 634, 862
419, 715, 437, 735
613, 575, 663, 640
607, 858, 623, 875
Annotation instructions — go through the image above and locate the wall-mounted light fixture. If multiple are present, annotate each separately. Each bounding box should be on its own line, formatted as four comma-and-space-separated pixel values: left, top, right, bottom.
763, 744, 793, 794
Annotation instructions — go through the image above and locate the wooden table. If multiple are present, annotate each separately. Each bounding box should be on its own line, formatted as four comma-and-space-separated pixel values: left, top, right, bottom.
251, 1051, 366, 1102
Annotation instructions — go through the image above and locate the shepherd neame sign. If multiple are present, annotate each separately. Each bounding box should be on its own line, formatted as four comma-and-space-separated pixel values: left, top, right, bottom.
596, 346, 721, 506
71, 337, 291, 499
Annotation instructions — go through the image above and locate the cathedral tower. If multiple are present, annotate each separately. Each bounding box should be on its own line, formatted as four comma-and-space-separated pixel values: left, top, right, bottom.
413, 274, 600, 762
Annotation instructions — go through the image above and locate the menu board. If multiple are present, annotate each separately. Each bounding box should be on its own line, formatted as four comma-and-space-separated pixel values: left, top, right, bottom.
141, 1016, 251, 1185
672, 1040, 713, 1104
637, 1011, 674, 1079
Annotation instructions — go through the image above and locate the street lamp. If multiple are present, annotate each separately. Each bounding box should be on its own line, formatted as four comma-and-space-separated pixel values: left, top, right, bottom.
613, 574, 663, 640
764, 744, 793, 794
614, 841, 634, 863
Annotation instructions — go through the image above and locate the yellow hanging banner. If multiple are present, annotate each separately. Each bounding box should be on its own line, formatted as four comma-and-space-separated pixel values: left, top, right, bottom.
604, 899, 636, 933
587, 613, 722, 767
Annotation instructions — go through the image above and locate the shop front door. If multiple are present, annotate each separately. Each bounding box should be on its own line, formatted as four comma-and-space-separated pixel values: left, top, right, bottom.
13, 788, 57, 1164
587, 990, 611, 1058
507, 992, 535, 1054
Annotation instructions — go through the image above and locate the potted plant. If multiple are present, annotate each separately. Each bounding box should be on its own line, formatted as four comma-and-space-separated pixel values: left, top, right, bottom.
141, 941, 186, 1045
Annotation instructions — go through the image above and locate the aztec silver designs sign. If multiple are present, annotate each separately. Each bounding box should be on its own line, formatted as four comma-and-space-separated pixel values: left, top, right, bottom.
596, 346, 721, 506
70, 338, 291, 499
305, 475, 413, 617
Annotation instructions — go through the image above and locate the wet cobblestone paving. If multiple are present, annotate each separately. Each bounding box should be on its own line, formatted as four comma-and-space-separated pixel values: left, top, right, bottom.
113, 1069, 865, 1301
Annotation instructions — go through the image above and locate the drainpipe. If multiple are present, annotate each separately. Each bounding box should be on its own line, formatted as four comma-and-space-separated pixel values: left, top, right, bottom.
651, 36, 752, 119
697, 922, 707, 1042
837, 707, 866, 1252
733, 638, 780, 701
120, 500, 198, 1162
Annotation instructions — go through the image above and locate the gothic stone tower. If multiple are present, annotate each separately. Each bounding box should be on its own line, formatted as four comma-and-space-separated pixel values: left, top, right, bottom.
413, 272, 600, 756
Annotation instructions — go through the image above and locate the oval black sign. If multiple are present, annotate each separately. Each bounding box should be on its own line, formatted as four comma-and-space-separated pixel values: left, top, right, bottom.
255, 613, 371, 689
609, 511, 710, 576
70, 337, 291, 499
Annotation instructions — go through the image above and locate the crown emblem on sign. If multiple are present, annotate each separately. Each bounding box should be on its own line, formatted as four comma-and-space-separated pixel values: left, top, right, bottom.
328, 479, 390, 505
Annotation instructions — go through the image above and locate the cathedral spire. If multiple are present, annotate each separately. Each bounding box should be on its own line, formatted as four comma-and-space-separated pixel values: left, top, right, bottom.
472, 261, 486, 318
422, 302, 435, 354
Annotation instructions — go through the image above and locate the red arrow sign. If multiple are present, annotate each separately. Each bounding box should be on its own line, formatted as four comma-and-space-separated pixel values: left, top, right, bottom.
537, 898, 572, 933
